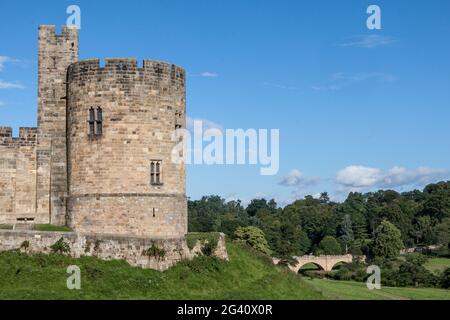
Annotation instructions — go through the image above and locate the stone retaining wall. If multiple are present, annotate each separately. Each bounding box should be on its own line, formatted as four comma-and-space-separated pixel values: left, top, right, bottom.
0, 230, 228, 271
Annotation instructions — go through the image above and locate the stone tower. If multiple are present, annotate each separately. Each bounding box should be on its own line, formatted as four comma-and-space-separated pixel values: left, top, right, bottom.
1, 25, 188, 239
66, 59, 187, 237
37, 26, 78, 224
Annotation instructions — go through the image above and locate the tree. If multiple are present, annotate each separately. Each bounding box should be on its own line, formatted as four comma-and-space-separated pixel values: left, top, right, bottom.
372, 220, 404, 260
315, 236, 342, 255
412, 216, 436, 245
319, 192, 330, 204
246, 198, 276, 217
436, 218, 450, 248
339, 192, 368, 240
339, 214, 354, 253
234, 226, 272, 255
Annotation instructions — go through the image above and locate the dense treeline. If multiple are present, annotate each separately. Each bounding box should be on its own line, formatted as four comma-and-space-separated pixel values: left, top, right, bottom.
188, 181, 450, 259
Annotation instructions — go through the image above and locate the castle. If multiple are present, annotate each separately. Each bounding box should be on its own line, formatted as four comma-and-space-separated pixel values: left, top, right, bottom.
0, 25, 187, 239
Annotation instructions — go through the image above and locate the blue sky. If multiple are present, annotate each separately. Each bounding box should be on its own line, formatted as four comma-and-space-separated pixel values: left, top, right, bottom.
1, 0, 450, 205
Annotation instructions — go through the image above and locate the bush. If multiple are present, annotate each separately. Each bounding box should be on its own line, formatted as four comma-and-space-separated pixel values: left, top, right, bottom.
329, 262, 367, 282
380, 255, 439, 288
20, 241, 30, 251
394, 261, 438, 287
186, 232, 220, 253
315, 236, 342, 255
440, 267, 450, 289
234, 226, 271, 255
50, 237, 71, 254
143, 243, 166, 261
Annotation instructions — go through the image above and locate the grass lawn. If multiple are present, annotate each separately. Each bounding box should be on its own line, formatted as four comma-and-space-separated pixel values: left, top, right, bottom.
0, 224, 13, 230
32, 224, 72, 232
425, 258, 450, 274
0, 242, 448, 300
305, 278, 450, 300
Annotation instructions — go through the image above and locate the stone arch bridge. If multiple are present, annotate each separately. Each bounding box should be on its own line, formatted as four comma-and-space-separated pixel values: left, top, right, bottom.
273, 254, 355, 272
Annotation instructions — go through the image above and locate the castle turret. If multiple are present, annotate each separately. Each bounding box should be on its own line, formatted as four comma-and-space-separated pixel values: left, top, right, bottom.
66, 58, 187, 237
36, 25, 78, 224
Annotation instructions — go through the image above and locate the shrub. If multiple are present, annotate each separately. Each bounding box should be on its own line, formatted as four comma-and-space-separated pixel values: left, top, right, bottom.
201, 241, 216, 256
186, 232, 219, 256
50, 237, 71, 254
20, 240, 30, 251
440, 268, 450, 289
394, 261, 438, 287
143, 243, 166, 261
329, 262, 367, 282
234, 226, 272, 255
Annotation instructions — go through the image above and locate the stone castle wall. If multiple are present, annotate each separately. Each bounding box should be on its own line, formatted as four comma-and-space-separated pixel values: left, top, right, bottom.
66, 58, 187, 237
0, 230, 228, 271
0, 128, 39, 223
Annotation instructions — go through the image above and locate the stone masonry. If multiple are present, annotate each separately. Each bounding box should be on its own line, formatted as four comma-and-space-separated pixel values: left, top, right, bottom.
0, 25, 188, 239
0, 230, 228, 271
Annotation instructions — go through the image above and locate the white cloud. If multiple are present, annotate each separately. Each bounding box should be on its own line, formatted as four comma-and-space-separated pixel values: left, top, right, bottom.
336, 165, 449, 190
0, 80, 25, 89
262, 82, 298, 91
0, 56, 9, 72
338, 35, 395, 48
331, 72, 396, 83
336, 165, 382, 188
186, 117, 223, 132
0, 56, 20, 72
279, 169, 320, 187
198, 72, 218, 78
312, 72, 396, 91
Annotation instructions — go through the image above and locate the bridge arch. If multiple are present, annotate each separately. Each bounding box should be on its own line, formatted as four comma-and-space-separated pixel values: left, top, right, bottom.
296, 262, 325, 273
291, 254, 354, 272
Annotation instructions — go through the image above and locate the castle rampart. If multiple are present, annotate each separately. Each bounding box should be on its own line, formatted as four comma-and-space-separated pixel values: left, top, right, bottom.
0, 128, 38, 223
1, 25, 189, 247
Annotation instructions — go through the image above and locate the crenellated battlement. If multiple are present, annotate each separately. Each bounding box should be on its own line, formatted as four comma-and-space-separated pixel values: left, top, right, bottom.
38, 25, 78, 41
0, 127, 37, 146
0, 127, 13, 138
68, 58, 185, 86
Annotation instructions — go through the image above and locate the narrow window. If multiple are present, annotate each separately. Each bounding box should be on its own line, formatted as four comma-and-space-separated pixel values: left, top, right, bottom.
96, 107, 103, 135
89, 107, 95, 136
150, 160, 162, 185
175, 111, 182, 129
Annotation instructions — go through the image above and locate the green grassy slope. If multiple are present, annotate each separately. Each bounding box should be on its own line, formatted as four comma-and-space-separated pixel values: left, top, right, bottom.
0, 242, 322, 300
0, 243, 448, 300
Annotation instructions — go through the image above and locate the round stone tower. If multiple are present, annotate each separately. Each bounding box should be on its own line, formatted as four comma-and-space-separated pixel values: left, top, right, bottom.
66, 58, 187, 238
